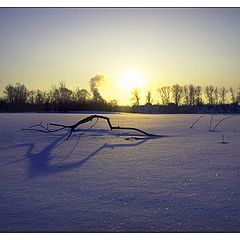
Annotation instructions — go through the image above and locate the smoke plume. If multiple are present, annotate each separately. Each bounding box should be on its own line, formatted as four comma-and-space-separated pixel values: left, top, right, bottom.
89, 74, 105, 102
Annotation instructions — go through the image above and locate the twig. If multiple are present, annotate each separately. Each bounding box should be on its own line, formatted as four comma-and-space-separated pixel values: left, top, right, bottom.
190, 115, 204, 129
21, 122, 65, 133
209, 114, 213, 132
21, 121, 49, 133
211, 115, 238, 132
221, 135, 225, 144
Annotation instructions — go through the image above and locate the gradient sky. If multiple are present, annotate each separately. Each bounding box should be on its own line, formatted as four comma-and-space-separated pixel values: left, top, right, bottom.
0, 8, 240, 104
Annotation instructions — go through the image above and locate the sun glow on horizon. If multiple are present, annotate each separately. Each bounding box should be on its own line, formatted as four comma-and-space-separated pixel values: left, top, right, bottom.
118, 70, 145, 92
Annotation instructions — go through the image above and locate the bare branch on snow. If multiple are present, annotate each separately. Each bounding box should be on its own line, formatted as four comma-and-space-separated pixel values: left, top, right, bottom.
21, 114, 156, 140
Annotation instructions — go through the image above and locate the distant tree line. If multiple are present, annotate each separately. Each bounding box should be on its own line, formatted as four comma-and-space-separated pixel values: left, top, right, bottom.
131, 84, 240, 113
0, 82, 119, 112
0, 81, 239, 113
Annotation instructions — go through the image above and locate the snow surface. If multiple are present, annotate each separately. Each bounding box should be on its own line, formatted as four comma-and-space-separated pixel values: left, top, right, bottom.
0, 113, 239, 232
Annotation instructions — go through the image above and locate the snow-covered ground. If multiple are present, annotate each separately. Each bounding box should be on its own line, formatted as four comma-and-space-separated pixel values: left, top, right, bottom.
0, 113, 239, 232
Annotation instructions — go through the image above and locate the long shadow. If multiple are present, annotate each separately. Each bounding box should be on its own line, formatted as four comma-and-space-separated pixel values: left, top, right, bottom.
1, 131, 164, 178
0, 134, 65, 175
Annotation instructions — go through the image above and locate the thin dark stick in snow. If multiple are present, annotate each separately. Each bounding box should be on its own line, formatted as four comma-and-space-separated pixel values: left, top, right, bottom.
221, 135, 225, 143
190, 115, 204, 129
220, 134, 229, 144
211, 115, 238, 132
209, 114, 214, 132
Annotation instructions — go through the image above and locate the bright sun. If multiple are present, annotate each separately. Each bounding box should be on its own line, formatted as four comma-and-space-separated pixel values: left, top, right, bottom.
119, 70, 145, 91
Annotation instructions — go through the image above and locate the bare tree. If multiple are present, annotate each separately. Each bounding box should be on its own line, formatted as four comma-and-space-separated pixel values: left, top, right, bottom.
230, 87, 236, 104
58, 82, 72, 104
171, 84, 183, 106
219, 87, 228, 104
182, 84, 197, 106
4, 83, 29, 104
49, 84, 59, 105
74, 88, 90, 103
236, 87, 240, 104
49, 82, 72, 105
189, 84, 197, 106
35, 90, 45, 104
145, 90, 153, 104
131, 88, 141, 106
4, 84, 15, 103
214, 87, 219, 105
28, 90, 36, 104
157, 86, 171, 105
182, 85, 189, 105
15, 83, 29, 104
195, 86, 203, 105
109, 99, 118, 108
205, 85, 214, 105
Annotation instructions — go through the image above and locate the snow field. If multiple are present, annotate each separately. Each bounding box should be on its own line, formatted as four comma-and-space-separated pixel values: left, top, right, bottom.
0, 113, 239, 232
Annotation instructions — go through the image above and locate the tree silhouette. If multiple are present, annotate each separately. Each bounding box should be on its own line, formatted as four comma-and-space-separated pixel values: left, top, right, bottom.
171, 84, 183, 106
219, 87, 228, 104
157, 86, 171, 106
145, 91, 153, 104
131, 88, 141, 106
205, 85, 214, 105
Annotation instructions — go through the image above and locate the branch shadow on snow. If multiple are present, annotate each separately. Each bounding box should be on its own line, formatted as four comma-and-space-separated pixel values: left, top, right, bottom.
1, 130, 165, 178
